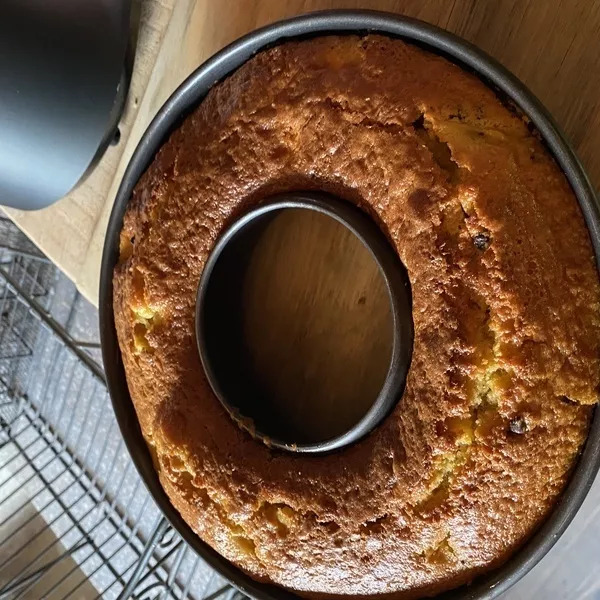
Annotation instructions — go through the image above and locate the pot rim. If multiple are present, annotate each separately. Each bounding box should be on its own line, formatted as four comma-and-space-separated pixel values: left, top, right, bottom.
99, 10, 600, 600
195, 191, 414, 454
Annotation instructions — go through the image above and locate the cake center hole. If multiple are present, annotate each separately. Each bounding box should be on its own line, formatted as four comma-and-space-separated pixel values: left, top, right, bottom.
200, 204, 395, 447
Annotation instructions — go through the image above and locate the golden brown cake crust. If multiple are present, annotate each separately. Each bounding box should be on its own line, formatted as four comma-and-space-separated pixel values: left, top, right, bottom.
113, 36, 600, 598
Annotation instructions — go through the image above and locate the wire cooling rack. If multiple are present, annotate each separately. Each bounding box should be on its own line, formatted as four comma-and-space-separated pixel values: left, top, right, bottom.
0, 216, 243, 600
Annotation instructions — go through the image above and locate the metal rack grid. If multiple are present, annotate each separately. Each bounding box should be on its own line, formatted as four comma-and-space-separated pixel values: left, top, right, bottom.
0, 217, 242, 600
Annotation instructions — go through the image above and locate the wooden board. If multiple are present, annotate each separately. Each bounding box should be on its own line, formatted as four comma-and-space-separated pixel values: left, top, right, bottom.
6, 0, 600, 309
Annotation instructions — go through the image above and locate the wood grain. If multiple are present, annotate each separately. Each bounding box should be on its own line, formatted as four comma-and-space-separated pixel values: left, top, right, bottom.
241, 209, 392, 441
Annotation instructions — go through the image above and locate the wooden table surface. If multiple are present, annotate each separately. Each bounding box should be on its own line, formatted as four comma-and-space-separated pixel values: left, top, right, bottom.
4, 0, 600, 306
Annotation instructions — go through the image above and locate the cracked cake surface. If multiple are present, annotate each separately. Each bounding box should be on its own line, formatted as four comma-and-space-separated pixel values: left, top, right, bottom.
113, 35, 600, 598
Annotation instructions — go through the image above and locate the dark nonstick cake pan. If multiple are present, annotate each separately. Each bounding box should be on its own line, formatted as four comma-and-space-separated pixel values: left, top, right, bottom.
99, 10, 600, 600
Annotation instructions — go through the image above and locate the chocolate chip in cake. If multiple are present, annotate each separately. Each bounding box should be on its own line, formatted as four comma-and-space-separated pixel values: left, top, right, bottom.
473, 232, 491, 251
509, 417, 528, 435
